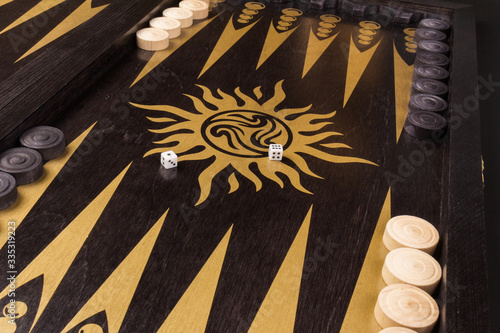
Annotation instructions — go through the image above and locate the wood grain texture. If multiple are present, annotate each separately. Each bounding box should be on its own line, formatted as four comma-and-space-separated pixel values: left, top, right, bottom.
0, 1, 488, 332
442, 6, 489, 332
0, 0, 176, 151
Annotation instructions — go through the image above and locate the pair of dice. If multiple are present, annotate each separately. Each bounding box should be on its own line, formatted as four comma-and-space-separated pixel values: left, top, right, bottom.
161, 144, 284, 170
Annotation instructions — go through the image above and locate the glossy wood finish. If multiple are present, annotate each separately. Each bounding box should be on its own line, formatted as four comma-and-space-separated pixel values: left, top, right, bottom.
0, 0, 488, 332
0, 0, 176, 151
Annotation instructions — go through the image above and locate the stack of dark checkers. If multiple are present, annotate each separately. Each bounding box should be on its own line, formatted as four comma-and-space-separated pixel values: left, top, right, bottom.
0, 126, 65, 210
404, 18, 452, 140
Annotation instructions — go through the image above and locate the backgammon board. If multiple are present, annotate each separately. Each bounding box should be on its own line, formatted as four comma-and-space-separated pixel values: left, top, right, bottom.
0, 0, 488, 332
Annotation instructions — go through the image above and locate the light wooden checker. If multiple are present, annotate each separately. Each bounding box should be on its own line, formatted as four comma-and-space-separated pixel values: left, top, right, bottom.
150, 17, 182, 39
136, 28, 169, 51
374, 284, 439, 333
382, 248, 442, 294
163, 7, 194, 28
179, 0, 209, 20
383, 215, 439, 254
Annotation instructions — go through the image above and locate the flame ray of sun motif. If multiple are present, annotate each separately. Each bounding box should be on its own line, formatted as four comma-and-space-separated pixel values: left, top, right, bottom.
131, 80, 376, 205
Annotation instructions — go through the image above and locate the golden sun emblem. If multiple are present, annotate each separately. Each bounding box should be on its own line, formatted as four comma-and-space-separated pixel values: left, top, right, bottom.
131, 80, 375, 205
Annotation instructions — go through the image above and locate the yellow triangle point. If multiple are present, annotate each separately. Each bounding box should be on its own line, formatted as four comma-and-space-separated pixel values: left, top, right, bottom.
0, 162, 132, 333
248, 205, 313, 332
0, 0, 13, 8
199, 15, 259, 78
302, 29, 340, 79
340, 189, 391, 333
61, 209, 168, 333
256, 23, 299, 70
343, 36, 382, 107
393, 43, 414, 142
0, 122, 97, 249
1, 0, 66, 34
158, 225, 233, 333
16, 0, 109, 62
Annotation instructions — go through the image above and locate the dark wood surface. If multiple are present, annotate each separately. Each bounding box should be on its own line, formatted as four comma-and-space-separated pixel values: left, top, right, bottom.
449, 1, 500, 330
0, 0, 176, 151
0, 0, 488, 332
442, 6, 488, 331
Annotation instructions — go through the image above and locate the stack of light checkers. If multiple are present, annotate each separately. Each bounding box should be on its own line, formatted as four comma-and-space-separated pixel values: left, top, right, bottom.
375, 215, 442, 333
136, 0, 209, 51
404, 18, 452, 140
0, 126, 65, 210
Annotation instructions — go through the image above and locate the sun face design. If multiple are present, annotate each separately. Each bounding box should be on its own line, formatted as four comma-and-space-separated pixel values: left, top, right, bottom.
131, 80, 376, 205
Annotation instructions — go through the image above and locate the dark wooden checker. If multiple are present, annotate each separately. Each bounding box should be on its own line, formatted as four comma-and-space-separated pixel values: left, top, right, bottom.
0, 0, 488, 332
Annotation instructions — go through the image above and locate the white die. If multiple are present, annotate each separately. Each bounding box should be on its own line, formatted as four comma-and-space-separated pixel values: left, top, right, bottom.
161, 150, 178, 169
268, 144, 283, 161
